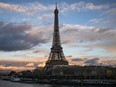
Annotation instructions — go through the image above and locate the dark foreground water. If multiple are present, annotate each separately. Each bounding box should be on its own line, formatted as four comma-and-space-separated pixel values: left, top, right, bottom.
0, 80, 112, 87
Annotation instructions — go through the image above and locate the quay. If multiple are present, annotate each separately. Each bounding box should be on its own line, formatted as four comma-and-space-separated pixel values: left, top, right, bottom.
1, 76, 116, 86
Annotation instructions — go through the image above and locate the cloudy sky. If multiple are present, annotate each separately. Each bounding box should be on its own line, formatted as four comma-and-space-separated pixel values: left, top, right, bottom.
0, 0, 116, 71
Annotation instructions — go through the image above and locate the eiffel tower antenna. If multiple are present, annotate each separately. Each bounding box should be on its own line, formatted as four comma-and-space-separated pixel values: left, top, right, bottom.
56, 3, 57, 9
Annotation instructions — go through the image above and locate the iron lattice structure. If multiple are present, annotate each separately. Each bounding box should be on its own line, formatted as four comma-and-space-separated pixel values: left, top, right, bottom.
45, 4, 68, 68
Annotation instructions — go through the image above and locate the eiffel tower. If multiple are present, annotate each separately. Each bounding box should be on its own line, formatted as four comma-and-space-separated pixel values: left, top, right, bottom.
45, 4, 68, 69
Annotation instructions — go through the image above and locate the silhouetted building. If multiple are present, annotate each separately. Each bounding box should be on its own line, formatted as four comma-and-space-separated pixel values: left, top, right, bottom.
44, 4, 68, 70
45, 65, 116, 79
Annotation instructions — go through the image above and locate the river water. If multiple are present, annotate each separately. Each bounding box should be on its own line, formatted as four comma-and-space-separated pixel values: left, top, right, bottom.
0, 80, 112, 87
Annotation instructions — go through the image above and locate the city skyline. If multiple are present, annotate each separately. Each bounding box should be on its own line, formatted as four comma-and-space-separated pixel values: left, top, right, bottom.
0, 0, 116, 71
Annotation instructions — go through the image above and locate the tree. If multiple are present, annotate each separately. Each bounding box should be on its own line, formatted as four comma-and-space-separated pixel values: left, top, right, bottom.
106, 69, 112, 78
8, 71, 16, 76
21, 70, 32, 78
33, 67, 43, 78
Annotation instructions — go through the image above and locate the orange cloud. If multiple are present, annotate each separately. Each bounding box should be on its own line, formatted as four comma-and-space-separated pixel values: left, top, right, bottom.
38, 63, 45, 67
26, 63, 35, 67
102, 60, 116, 66
0, 65, 35, 71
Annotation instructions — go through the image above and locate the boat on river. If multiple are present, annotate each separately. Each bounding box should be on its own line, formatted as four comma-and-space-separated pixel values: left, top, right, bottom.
10, 77, 20, 82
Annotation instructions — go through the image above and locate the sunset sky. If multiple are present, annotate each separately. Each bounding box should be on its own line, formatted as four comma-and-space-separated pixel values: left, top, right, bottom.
0, 0, 116, 71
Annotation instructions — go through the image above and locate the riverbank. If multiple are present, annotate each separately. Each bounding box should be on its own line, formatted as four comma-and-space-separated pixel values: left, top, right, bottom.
0, 80, 51, 87
37, 79, 116, 86
1, 77, 116, 86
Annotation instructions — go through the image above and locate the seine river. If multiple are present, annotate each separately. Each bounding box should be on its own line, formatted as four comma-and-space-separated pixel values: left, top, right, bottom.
0, 80, 111, 87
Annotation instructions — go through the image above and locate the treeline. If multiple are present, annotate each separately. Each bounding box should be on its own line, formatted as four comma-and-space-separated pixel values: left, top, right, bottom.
1, 66, 116, 80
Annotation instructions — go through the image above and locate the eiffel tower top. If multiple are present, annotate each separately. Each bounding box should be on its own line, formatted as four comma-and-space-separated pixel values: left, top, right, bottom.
54, 3, 58, 12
